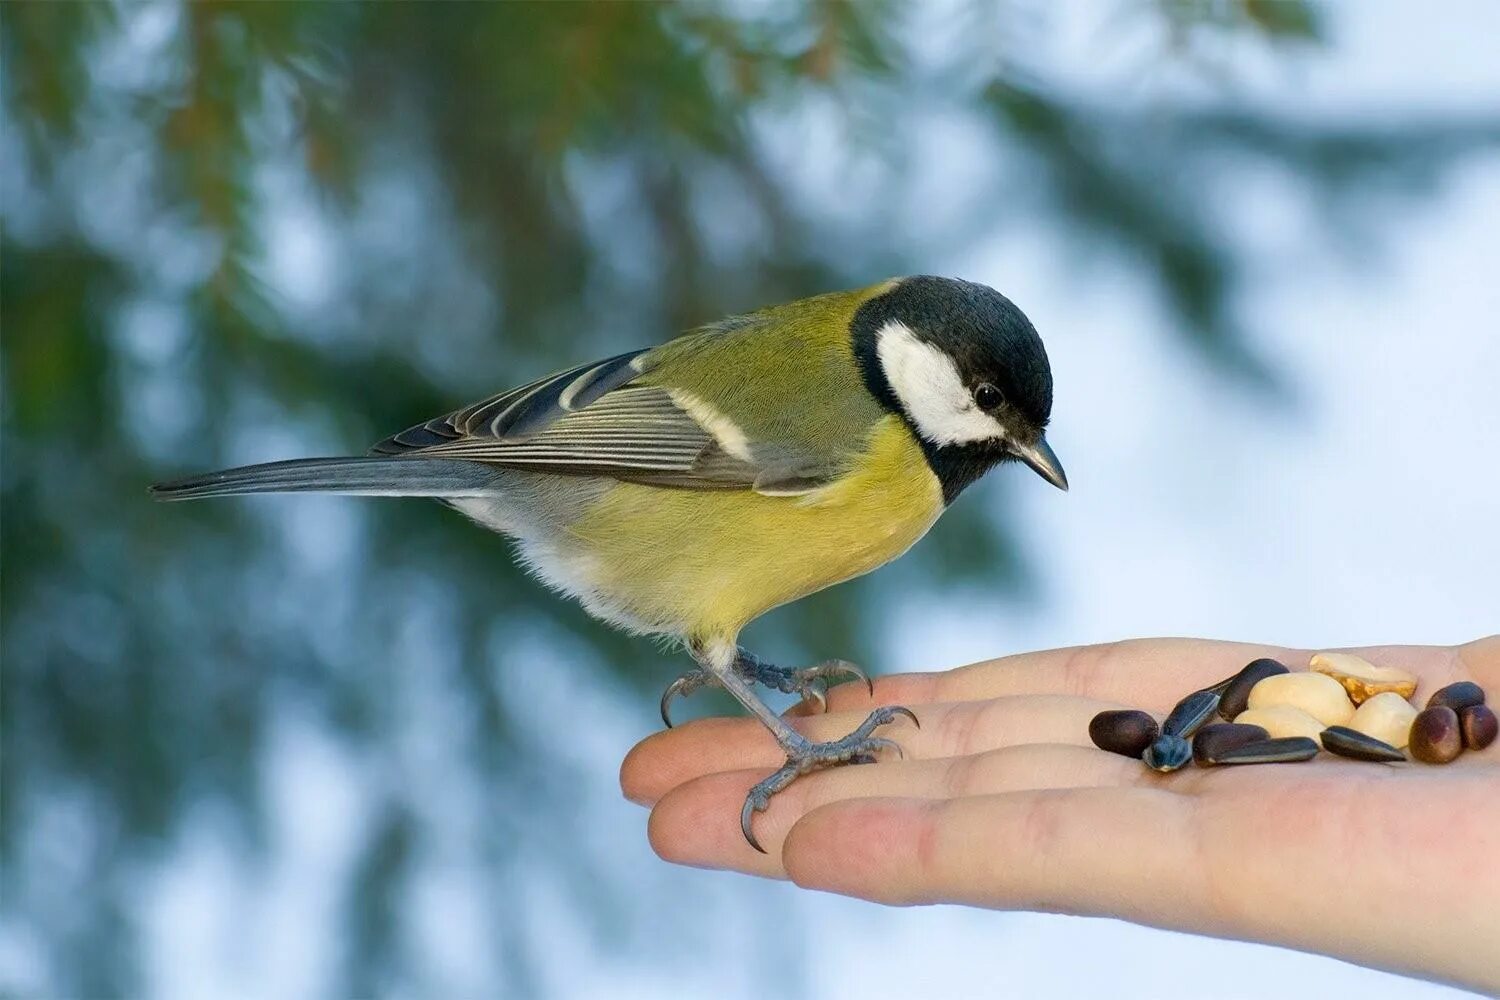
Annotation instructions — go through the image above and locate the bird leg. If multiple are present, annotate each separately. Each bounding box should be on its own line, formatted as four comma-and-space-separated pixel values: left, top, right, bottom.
684, 641, 916, 853
659, 648, 871, 727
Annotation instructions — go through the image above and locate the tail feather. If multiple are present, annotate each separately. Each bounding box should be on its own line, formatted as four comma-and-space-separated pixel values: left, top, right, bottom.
150, 456, 498, 501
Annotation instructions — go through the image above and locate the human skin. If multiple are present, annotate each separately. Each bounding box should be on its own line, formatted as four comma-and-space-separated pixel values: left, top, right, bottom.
621, 637, 1500, 993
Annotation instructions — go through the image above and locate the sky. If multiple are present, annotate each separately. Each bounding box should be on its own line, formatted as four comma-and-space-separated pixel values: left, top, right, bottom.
134, 2, 1497, 998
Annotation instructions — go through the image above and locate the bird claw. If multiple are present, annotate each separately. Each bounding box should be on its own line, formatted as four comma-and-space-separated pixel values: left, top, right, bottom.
658, 655, 874, 728
887, 705, 920, 730
739, 705, 918, 852
779, 658, 873, 701
660, 671, 712, 728
862, 736, 904, 760
788, 683, 828, 717
753, 657, 872, 714
740, 783, 780, 854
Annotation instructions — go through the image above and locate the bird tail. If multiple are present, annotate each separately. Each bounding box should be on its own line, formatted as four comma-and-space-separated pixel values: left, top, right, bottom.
150, 456, 499, 501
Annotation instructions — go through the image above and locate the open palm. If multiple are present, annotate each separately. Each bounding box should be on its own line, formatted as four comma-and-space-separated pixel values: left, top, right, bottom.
621, 637, 1500, 994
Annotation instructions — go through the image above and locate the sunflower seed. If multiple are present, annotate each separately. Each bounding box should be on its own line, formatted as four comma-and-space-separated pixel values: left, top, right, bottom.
1162, 689, 1221, 739
1198, 736, 1320, 766
1217, 658, 1291, 720
1192, 722, 1269, 765
1143, 734, 1192, 772
1320, 725, 1406, 763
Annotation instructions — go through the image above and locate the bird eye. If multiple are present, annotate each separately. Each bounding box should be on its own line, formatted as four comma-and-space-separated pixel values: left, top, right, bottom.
973, 382, 1004, 411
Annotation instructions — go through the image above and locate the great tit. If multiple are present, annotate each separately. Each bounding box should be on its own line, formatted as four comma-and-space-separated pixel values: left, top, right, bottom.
153, 275, 1066, 850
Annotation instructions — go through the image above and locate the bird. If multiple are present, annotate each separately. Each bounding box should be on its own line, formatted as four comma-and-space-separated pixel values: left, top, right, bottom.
152, 275, 1067, 851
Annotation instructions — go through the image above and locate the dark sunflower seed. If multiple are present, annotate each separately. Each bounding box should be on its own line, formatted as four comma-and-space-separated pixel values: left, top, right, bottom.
1162, 689, 1221, 739
1143, 734, 1192, 772
1320, 725, 1405, 763
1218, 658, 1291, 721
1192, 722, 1270, 765
1199, 736, 1320, 766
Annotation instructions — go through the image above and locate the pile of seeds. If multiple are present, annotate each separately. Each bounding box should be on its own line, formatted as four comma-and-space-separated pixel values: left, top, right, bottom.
1090, 652, 1498, 771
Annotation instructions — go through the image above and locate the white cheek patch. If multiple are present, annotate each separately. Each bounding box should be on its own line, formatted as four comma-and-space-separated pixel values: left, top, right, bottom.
875, 320, 1006, 446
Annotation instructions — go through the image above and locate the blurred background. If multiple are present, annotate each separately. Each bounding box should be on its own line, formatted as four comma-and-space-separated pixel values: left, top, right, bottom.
3, 1, 1498, 997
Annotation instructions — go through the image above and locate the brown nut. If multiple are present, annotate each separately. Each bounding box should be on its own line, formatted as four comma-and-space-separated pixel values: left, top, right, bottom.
1192, 722, 1269, 765
1460, 704, 1497, 751
1426, 681, 1485, 713
1409, 706, 1463, 764
1089, 710, 1160, 758
1218, 658, 1290, 720
1309, 652, 1418, 704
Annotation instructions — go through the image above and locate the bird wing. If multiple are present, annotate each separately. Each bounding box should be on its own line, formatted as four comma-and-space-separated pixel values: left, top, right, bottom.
370, 295, 889, 494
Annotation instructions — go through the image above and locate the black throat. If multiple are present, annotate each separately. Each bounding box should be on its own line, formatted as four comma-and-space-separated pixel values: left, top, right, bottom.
919, 443, 1009, 505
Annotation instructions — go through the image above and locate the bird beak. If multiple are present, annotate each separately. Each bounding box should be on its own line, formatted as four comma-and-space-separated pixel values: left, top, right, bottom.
1012, 435, 1068, 491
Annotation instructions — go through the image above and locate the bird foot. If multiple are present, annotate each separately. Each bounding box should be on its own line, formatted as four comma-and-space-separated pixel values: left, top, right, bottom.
660, 653, 871, 727
740, 705, 918, 853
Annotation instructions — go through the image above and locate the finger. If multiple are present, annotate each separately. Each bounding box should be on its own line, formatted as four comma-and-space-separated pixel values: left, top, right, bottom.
621, 694, 1126, 806
782, 693, 829, 719
826, 639, 1303, 715
646, 744, 1152, 874
781, 788, 1213, 927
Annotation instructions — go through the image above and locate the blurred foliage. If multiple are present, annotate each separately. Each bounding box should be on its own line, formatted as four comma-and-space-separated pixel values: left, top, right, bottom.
3, 1, 1497, 995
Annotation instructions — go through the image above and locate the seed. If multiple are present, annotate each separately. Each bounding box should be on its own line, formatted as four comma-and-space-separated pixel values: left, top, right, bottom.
1234, 705, 1327, 746
1143, 734, 1192, 772
1309, 652, 1418, 704
1246, 671, 1355, 727
1426, 681, 1485, 713
1089, 710, 1160, 758
1199, 736, 1320, 766
1460, 704, 1497, 751
1217, 658, 1291, 720
1320, 725, 1406, 763
1409, 707, 1463, 764
1347, 691, 1418, 749
1162, 689, 1221, 739
1192, 722, 1269, 765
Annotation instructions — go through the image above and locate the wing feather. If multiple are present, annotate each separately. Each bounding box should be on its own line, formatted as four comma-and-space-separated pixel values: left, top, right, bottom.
369, 316, 869, 496
371, 349, 651, 456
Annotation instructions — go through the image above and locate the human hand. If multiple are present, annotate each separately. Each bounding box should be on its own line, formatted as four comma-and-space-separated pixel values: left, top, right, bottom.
621, 637, 1500, 993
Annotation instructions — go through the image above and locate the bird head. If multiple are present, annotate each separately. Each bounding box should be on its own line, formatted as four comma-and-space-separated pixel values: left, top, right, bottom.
852, 275, 1066, 502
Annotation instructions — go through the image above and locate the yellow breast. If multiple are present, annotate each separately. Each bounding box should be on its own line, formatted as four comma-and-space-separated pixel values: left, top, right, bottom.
564, 415, 944, 641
